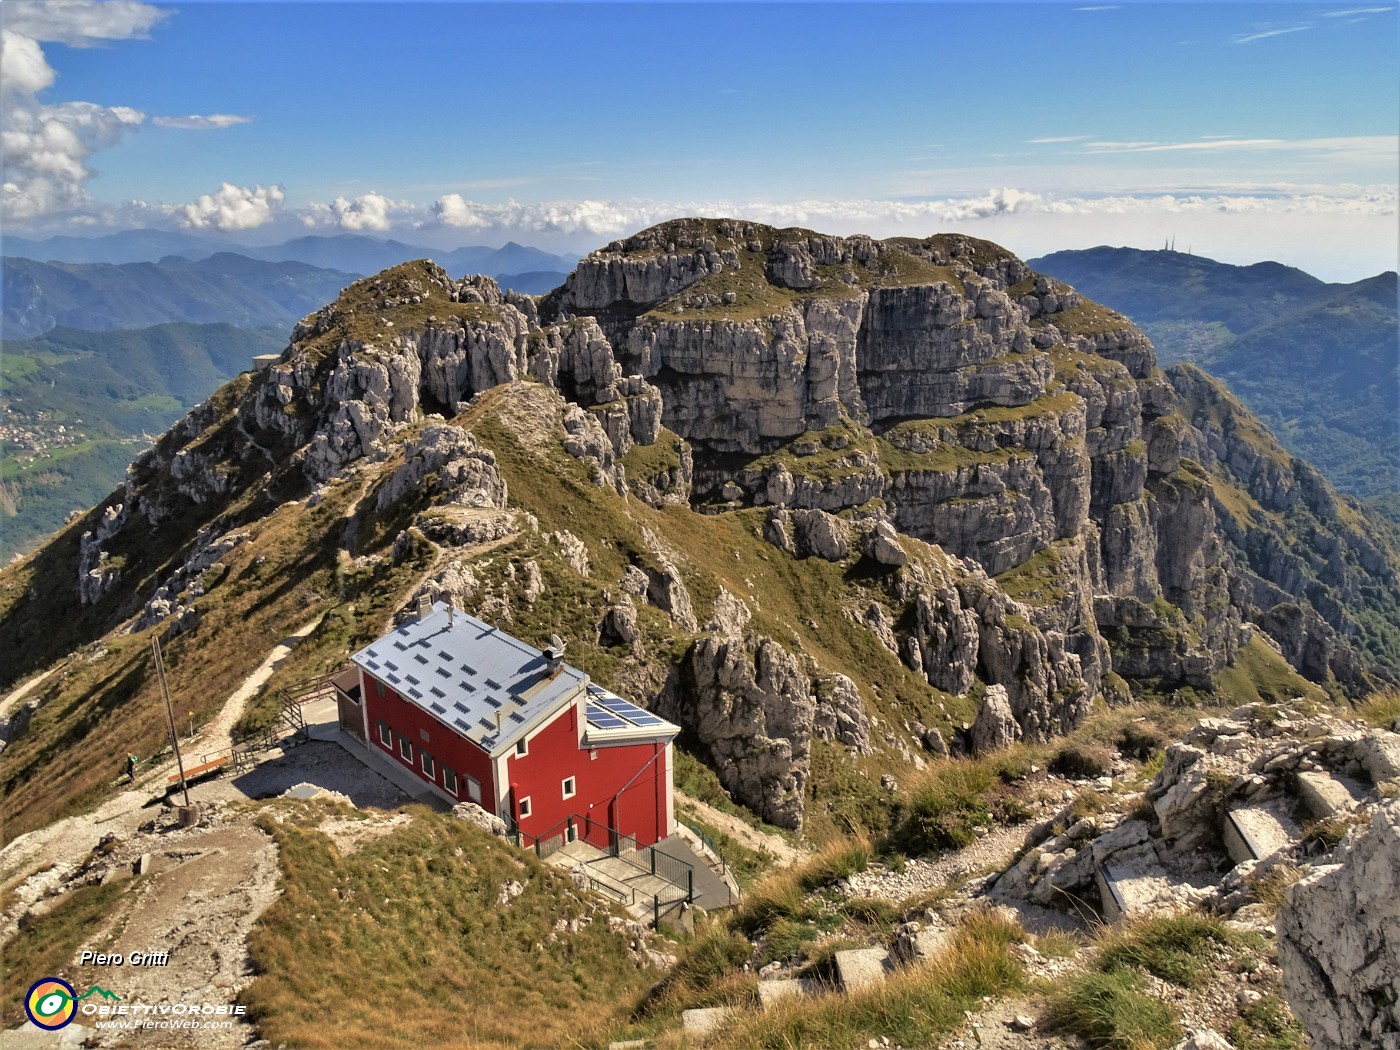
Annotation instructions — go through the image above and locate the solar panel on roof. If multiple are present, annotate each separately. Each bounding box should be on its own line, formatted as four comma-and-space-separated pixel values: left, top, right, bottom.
596, 695, 665, 725
586, 703, 627, 730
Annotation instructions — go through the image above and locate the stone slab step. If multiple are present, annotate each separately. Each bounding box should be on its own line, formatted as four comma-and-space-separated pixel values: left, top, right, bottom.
892, 924, 953, 967
834, 948, 892, 993
1296, 770, 1366, 821
681, 1007, 736, 1036
757, 977, 822, 1010
1224, 799, 1301, 865
1095, 841, 1214, 923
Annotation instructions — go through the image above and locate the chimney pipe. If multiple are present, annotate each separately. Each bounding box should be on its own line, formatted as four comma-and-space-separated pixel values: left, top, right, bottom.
545, 633, 566, 676
416, 594, 431, 621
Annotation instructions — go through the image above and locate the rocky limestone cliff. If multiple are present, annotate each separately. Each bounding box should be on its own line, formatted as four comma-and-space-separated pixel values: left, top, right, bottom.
4, 218, 1398, 836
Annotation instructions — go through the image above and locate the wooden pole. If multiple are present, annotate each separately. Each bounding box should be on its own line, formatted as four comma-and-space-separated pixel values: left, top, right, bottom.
152, 637, 191, 809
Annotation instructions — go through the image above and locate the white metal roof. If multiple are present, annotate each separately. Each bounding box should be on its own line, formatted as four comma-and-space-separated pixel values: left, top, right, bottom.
351, 602, 588, 757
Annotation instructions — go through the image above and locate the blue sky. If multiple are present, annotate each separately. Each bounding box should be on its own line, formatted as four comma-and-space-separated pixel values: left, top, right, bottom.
2, 1, 1397, 278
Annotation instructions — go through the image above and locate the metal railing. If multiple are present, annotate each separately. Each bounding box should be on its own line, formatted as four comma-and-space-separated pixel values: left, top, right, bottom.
515, 812, 696, 902
681, 820, 730, 876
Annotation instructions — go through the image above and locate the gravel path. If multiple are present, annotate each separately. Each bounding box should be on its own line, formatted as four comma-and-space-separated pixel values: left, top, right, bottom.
0, 618, 324, 889
844, 820, 1031, 902
675, 791, 803, 864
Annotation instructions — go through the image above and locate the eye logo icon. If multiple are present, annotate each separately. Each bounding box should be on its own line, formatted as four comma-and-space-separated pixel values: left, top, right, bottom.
25, 978, 77, 1030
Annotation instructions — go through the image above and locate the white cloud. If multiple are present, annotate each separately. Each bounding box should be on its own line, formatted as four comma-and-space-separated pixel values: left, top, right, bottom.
152, 114, 253, 130
2, 99, 144, 220
0, 2, 171, 222
178, 182, 285, 230
1234, 24, 1314, 43
1074, 5, 1121, 11
1028, 135, 1095, 144
304, 191, 404, 232
434, 193, 490, 229
1320, 7, 1394, 16
1082, 135, 1397, 159
2, 0, 167, 46
420, 187, 1397, 247
0, 30, 55, 96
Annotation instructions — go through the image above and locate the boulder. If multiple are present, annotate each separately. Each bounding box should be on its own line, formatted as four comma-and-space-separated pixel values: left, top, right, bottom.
866, 520, 907, 567
1278, 798, 1400, 1050
599, 599, 640, 646
452, 802, 507, 836
972, 685, 1020, 753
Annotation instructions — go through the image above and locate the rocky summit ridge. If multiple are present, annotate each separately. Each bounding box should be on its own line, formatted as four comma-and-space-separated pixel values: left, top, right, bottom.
2, 218, 1398, 841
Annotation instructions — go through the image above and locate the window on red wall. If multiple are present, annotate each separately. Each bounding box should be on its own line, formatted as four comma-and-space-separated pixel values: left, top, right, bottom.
465, 776, 481, 803
398, 735, 412, 762
377, 723, 391, 748
421, 751, 435, 778
443, 768, 458, 795
562, 776, 576, 799
518, 796, 532, 819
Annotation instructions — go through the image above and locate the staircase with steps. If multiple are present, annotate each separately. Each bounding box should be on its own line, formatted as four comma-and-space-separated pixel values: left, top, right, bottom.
547, 839, 689, 924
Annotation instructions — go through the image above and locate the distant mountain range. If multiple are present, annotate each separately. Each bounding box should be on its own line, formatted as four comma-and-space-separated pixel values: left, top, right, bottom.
1029, 247, 1399, 512
1, 254, 357, 338
4, 229, 576, 284
1, 232, 576, 338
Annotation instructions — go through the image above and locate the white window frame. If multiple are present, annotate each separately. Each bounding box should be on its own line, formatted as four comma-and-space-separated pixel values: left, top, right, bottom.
561, 776, 576, 800
378, 722, 392, 748
518, 796, 532, 819
398, 735, 412, 762
466, 776, 482, 803
515, 739, 528, 758
421, 751, 435, 778
443, 768, 458, 795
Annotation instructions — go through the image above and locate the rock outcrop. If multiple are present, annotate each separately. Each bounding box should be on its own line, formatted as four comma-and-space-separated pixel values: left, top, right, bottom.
996, 701, 1400, 922
1278, 798, 1400, 1050
664, 632, 814, 830
10, 218, 1400, 845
